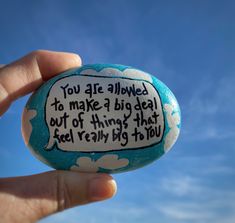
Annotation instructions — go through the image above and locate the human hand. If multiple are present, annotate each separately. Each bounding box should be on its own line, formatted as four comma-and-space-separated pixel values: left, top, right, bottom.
0, 50, 117, 223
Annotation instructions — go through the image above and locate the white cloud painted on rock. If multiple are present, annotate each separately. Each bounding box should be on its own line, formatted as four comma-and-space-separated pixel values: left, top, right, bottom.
21, 108, 37, 145
71, 154, 129, 173
164, 104, 180, 152
80, 67, 153, 83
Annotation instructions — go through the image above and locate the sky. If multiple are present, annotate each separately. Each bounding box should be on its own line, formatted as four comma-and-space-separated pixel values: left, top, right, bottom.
0, 0, 235, 222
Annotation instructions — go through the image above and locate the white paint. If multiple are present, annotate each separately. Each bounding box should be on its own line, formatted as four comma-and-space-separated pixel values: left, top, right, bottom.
45, 75, 164, 152
70, 154, 129, 172
164, 104, 180, 152
80, 67, 153, 83
21, 108, 37, 145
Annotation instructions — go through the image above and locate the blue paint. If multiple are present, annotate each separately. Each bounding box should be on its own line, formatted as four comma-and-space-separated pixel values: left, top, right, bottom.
24, 64, 181, 173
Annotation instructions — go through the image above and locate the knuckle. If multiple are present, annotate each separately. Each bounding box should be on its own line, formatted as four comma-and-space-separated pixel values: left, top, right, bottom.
56, 172, 72, 211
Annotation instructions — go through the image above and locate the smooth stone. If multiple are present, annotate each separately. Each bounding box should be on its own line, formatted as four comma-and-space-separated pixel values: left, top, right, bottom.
22, 64, 181, 173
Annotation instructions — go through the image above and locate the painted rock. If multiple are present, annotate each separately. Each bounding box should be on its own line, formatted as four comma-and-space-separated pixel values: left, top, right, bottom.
22, 64, 181, 173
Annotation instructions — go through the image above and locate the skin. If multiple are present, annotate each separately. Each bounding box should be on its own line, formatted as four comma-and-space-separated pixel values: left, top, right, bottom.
0, 50, 117, 223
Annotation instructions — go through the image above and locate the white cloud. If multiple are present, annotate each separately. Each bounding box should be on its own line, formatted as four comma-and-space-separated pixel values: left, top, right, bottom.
154, 174, 235, 222
21, 108, 37, 145
156, 190, 235, 223
80, 67, 153, 83
182, 74, 235, 142
161, 175, 202, 197
182, 125, 235, 142
71, 154, 129, 173
164, 104, 180, 152
158, 202, 214, 221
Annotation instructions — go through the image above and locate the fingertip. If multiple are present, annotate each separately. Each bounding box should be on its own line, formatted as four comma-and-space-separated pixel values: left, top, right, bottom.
54, 171, 117, 208
0, 171, 118, 221
69, 52, 82, 66
31, 50, 82, 80
0, 49, 83, 116
51, 51, 82, 68
88, 174, 117, 202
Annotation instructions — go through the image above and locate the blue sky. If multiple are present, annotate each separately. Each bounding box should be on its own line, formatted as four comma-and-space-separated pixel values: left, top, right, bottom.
0, 0, 235, 222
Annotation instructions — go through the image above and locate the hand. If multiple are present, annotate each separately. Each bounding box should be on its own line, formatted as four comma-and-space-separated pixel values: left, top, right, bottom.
0, 50, 117, 223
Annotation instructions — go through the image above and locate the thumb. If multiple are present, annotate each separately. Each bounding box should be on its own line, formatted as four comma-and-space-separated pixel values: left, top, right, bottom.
0, 171, 117, 223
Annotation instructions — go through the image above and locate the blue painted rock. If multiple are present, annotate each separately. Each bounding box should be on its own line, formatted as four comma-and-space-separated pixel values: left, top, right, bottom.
22, 64, 181, 173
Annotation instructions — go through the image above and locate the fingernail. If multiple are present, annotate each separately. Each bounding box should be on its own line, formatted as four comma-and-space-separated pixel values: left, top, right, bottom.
72, 54, 82, 65
88, 176, 117, 201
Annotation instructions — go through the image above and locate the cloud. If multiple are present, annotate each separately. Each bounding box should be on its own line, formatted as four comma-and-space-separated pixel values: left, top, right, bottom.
156, 191, 235, 222
71, 154, 129, 173
161, 175, 202, 197
154, 172, 235, 222
164, 103, 180, 152
158, 202, 214, 221
167, 153, 235, 174
80, 67, 153, 83
21, 108, 37, 145
182, 74, 235, 142
182, 125, 235, 142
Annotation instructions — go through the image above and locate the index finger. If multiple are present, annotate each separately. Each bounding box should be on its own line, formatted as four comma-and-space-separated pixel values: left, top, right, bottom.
0, 50, 82, 116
